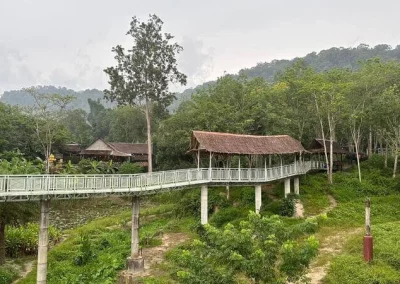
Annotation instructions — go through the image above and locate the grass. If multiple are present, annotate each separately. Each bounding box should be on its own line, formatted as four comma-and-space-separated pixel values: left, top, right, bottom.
18, 202, 180, 284
298, 156, 400, 283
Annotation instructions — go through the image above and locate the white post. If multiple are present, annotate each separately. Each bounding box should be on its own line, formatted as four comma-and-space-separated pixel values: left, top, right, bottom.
255, 185, 262, 213
269, 155, 272, 167
201, 185, 208, 225
294, 155, 297, 172
294, 176, 300, 195
284, 178, 291, 198
209, 152, 212, 180
280, 156, 283, 177
37, 199, 50, 284
127, 195, 144, 272
238, 156, 241, 181
264, 156, 267, 179
197, 149, 200, 170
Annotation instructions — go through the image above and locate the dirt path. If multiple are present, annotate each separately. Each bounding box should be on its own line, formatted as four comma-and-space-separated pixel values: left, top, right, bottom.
142, 232, 188, 275
306, 194, 362, 284
12, 260, 34, 284
120, 232, 189, 282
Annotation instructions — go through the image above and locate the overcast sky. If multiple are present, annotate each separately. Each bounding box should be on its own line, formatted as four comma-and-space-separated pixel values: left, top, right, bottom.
1, 0, 400, 94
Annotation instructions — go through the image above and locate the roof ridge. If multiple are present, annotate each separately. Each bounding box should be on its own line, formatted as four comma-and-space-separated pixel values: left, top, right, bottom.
193, 130, 290, 138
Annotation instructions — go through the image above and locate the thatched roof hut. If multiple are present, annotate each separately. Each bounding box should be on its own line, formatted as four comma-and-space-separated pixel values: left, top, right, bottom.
189, 131, 306, 155
308, 139, 348, 155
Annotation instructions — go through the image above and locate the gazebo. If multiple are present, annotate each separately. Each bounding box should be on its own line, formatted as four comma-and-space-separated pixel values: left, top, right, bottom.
308, 139, 348, 170
189, 130, 307, 170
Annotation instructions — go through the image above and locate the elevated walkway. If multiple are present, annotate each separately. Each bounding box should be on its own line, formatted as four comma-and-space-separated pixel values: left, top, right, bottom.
0, 161, 323, 202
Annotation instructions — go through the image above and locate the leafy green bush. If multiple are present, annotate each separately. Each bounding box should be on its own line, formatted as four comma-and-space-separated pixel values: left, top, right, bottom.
74, 234, 96, 266
6, 223, 61, 257
118, 162, 145, 174
260, 200, 282, 215
280, 195, 297, 217
209, 207, 248, 227
168, 212, 319, 283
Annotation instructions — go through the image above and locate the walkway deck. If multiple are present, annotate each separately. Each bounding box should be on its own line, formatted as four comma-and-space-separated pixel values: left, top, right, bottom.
0, 161, 323, 202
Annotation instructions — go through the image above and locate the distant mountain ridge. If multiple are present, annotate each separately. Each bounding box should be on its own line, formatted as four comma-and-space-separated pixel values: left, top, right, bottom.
172, 43, 400, 109
2, 44, 400, 111
0, 86, 114, 112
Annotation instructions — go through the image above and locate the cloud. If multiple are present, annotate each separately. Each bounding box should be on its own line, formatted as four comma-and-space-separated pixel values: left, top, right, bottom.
0, 46, 37, 93
178, 36, 213, 87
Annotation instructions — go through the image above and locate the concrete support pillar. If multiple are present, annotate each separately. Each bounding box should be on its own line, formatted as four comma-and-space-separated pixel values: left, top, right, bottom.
255, 185, 262, 214
201, 185, 208, 225
294, 176, 300, 195
127, 195, 144, 273
284, 178, 291, 198
37, 199, 50, 284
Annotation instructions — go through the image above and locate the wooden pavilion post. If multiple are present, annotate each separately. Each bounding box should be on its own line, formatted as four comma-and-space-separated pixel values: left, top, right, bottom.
269, 155, 272, 167
238, 156, 241, 181
209, 151, 212, 180
264, 156, 267, 179
197, 149, 200, 170
280, 155, 283, 177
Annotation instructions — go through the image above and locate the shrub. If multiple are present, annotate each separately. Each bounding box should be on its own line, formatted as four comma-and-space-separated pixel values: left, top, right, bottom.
74, 234, 96, 266
118, 162, 145, 174
209, 207, 247, 227
260, 200, 282, 215
280, 195, 297, 217
0, 265, 18, 284
6, 223, 61, 257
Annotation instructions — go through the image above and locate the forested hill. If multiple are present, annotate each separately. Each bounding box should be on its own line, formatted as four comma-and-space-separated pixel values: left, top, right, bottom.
2, 44, 400, 111
173, 44, 400, 109
239, 44, 400, 80
0, 86, 114, 112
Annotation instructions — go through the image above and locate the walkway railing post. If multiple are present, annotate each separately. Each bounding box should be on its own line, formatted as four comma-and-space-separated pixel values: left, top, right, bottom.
37, 199, 50, 284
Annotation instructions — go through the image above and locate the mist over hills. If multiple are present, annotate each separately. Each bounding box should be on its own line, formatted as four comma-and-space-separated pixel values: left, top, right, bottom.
2, 43, 400, 111
0, 86, 113, 112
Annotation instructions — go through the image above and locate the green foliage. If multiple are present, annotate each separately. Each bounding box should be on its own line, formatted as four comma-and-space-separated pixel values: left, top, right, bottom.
280, 195, 297, 217
209, 207, 248, 227
168, 212, 319, 283
74, 234, 96, 266
6, 223, 61, 257
118, 162, 144, 174
19, 205, 176, 284
325, 222, 400, 283
0, 265, 18, 284
174, 188, 230, 218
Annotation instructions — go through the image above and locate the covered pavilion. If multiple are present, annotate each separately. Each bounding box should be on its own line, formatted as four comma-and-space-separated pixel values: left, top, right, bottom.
189, 130, 307, 169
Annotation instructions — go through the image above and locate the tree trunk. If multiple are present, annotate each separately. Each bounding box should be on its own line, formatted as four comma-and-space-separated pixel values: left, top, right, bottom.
393, 143, 398, 178
384, 143, 388, 168
145, 100, 153, 173
355, 138, 362, 183
329, 138, 333, 184
368, 126, 373, 156
0, 219, 6, 265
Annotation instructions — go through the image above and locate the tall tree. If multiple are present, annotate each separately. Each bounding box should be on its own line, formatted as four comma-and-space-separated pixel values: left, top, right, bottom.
104, 14, 187, 172
26, 88, 74, 173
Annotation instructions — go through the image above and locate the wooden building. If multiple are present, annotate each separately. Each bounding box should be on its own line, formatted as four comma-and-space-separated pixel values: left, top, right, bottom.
308, 138, 348, 170
80, 139, 149, 166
